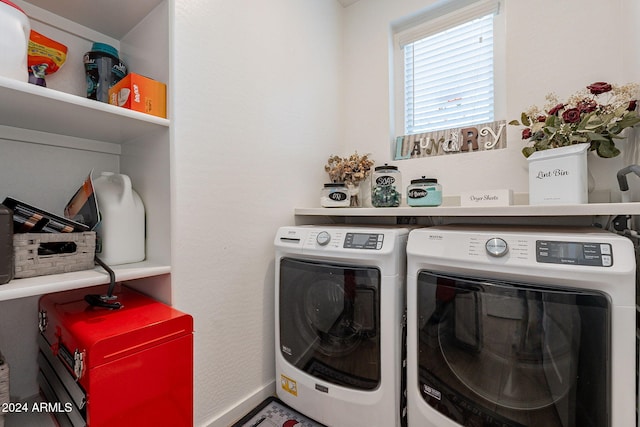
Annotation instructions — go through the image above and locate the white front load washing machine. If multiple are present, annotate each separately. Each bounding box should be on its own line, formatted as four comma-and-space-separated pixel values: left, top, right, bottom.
407, 225, 636, 427
274, 225, 409, 427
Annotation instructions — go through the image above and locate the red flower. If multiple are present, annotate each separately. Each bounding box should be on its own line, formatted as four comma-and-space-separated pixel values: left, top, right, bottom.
548, 103, 564, 115
577, 99, 597, 113
562, 108, 581, 123
628, 100, 637, 111
536, 115, 546, 122
522, 128, 532, 139
587, 81, 612, 95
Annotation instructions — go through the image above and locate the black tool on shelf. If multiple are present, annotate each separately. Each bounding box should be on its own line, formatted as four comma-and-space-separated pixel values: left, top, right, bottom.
84, 256, 122, 310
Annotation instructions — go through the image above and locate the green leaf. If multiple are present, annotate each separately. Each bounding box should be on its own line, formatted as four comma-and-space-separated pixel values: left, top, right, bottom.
596, 139, 620, 158
586, 132, 609, 142
569, 134, 587, 143
614, 112, 640, 131
521, 112, 531, 127
533, 140, 551, 151
585, 117, 606, 130
522, 147, 536, 157
531, 130, 546, 141
545, 115, 558, 127
508, 120, 521, 126
576, 112, 594, 131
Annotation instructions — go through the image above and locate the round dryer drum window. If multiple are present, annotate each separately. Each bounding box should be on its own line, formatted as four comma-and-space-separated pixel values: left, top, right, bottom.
279, 258, 381, 391
416, 271, 610, 427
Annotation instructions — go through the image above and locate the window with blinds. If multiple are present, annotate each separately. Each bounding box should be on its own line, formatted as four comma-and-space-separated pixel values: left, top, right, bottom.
400, 1, 498, 135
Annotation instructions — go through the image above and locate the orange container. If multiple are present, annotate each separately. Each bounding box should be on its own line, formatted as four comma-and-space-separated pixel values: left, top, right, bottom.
109, 73, 166, 118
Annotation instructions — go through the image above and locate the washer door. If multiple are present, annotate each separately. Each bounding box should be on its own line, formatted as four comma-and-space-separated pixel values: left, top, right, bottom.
279, 257, 381, 390
416, 271, 610, 427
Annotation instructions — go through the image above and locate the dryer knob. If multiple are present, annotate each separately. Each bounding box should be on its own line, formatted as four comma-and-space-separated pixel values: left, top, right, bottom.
485, 237, 508, 257
316, 231, 331, 246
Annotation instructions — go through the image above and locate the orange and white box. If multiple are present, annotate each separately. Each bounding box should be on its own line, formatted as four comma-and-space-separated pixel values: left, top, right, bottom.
109, 73, 166, 118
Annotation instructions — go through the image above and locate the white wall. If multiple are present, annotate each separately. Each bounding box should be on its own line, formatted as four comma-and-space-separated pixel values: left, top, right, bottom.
171, 1, 344, 425
342, 0, 640, 202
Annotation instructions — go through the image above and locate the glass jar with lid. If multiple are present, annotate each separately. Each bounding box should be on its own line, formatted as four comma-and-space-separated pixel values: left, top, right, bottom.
371, 164, 402, 207
321, 183, 350, 207
407, 177, 442, 207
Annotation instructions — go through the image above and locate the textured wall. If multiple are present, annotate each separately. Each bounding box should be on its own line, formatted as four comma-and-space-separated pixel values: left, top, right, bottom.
171, 1, 344, 425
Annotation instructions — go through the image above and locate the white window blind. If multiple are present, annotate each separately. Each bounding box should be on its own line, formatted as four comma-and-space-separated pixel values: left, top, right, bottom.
401, 1, 498, 135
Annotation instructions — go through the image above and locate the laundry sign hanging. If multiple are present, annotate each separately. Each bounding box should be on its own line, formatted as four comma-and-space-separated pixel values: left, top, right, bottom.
394, 120, 507, 160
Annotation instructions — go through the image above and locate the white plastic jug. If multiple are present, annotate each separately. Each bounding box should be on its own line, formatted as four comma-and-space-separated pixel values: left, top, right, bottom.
0, 0, 30, 82
93, 172, 145, 265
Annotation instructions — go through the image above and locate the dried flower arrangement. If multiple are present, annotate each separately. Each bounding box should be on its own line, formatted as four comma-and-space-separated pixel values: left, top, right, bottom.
324, 152, 374, 185
324, 152, 374, 207
510, 81, 640, 158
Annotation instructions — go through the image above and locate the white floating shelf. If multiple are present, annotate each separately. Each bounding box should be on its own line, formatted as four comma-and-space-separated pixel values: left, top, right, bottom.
0, 76, 169, 145
295, 202, 640, 217
0, 262, 170, 302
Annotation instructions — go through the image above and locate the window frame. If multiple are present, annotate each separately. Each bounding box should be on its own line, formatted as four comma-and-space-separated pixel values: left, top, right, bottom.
392, 0, 506, 148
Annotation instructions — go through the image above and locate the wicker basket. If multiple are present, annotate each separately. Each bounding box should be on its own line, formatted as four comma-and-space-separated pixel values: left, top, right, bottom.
13, 232, 96, 279
0, 351, 8, 427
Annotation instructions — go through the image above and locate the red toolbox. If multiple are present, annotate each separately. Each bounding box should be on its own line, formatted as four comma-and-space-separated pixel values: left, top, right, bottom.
37, 284, 193, 427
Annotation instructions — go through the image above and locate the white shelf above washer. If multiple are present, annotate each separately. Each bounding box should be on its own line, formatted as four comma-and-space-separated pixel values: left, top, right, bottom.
295, 202, 640, 217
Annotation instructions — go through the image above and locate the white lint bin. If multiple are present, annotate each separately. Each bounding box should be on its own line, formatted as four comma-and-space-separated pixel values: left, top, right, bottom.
527, 143, 589, 205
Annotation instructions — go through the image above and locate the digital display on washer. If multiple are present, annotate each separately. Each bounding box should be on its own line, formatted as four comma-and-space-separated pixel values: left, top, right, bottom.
536, 240, 612, 267
344, 233, 383, 250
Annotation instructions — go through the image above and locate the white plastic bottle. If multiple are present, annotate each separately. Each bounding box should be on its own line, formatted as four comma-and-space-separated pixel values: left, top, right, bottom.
93, 172, 145, 265
0, 0, 30, 82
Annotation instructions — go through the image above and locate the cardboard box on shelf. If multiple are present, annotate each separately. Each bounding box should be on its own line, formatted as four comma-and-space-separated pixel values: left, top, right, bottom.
109, 73, 166, 118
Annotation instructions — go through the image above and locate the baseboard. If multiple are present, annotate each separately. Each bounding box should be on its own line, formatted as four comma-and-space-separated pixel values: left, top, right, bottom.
204, 380, 276, 427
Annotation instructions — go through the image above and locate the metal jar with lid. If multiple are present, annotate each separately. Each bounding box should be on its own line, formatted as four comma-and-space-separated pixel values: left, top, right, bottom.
371, 164, 402, 207
321, 183, 350, 207
407, 177, 442, 207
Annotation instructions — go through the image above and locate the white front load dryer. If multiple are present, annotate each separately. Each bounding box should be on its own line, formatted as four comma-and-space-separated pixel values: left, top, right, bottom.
406, 225, 636, 427
274, 225, 409, 427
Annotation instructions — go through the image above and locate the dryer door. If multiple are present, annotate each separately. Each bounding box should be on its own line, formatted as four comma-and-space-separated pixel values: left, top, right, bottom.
416, 271, 610, 427
279, 257, 381, 391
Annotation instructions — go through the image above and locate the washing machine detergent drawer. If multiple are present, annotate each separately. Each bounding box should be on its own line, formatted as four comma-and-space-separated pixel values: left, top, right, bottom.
38, 285, 193, 427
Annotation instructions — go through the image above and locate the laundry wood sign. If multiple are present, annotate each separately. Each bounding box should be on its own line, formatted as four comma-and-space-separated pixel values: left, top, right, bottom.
394, 120, 506, 160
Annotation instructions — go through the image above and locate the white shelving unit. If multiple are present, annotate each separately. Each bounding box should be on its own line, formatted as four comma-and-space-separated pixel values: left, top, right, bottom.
0, 0, 172, 302
0, 69, 172, 302
0, 0, 173, 416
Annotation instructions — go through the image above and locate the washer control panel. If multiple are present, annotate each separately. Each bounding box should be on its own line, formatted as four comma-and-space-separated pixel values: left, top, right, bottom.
344, 232, 384, 250
536, 240, 613, 267
301, 230, 385, 250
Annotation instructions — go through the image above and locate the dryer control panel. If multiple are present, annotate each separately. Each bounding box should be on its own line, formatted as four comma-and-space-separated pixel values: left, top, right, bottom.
536, 240, 613, 267
306, 231, 384, 250
344, 232, 384, 250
